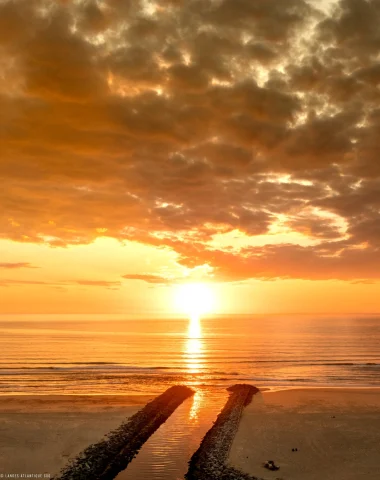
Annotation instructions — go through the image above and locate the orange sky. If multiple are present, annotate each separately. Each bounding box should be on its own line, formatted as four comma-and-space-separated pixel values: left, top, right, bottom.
2, 237, 380, 314
1, 0, 380, 315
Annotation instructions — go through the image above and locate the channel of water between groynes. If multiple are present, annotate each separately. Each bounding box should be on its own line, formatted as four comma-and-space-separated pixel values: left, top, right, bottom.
115, 387, 228, 480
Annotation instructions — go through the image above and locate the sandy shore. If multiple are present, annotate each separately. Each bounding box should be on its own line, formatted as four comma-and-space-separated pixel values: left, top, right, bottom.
229, 388, 380, 480
0, 395, 153, 477
2, 389, 380, 479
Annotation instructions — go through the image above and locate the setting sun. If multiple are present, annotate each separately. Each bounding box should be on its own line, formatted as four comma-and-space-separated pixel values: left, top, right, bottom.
2, 1, 380, 478
173, 283, 216, 318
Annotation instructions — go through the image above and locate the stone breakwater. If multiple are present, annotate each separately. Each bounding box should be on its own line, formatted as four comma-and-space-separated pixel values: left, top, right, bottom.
54, 385, 194, 480
185, 384, 263, 480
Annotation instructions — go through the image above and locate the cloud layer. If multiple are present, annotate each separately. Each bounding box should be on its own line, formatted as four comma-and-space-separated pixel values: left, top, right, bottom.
0, 277, 121, 289
0, 262, 37, 269
1, 0, 380, 281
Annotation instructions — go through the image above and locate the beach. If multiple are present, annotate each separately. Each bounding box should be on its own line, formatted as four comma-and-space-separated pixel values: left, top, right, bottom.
2, 0, 380, 475
229, 388, 380, 480
1, 388, 379, 479
0, 395, 152, 477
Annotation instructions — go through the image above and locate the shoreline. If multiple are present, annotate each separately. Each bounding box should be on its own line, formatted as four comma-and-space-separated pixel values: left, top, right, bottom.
264, 385, 380, 392
0, 394, 156, 413
1, 384, 380, 397
1, 386, 379, 415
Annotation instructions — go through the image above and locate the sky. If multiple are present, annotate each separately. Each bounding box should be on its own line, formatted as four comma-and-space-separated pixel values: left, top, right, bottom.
1, 0, 380, 315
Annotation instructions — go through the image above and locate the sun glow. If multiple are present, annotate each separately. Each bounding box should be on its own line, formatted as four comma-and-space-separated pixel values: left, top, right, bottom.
174, 282, 216, 318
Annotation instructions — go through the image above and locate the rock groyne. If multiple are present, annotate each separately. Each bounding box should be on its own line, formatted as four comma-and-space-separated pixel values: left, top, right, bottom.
185, 384, 262, 480
54, 385, 194, 480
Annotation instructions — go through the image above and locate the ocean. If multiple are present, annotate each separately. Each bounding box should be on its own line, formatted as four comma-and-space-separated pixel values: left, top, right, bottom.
1, 314, 380, 395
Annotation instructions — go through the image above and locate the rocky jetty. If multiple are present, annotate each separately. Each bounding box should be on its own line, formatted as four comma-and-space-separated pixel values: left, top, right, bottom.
185, 384, 263, 480
54, 385, 194, 480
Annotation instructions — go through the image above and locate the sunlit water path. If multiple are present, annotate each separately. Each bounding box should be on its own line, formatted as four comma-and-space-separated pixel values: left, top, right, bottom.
115, 388, 227, 480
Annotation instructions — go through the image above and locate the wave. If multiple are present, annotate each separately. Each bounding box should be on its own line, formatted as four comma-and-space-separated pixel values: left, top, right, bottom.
0, 365, 174, 371
235, 360, 380, 366
1, 361, 379, 371
324, 362, 380, 366
0, 361, 123, 365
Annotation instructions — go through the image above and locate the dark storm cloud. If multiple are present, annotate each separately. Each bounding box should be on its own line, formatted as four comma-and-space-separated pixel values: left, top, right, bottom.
1, 0, 380, 281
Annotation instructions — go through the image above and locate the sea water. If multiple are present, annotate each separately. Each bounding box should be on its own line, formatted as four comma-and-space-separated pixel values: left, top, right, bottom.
1, 314, 380, 395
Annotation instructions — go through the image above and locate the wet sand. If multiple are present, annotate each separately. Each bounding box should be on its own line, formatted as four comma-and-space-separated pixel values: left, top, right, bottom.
229, 388, 380, 480
0, 395, 153, 477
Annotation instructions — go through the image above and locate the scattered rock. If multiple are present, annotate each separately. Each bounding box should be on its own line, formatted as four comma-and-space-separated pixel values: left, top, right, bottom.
263, 460, 280, 471
185, 384, 261, 480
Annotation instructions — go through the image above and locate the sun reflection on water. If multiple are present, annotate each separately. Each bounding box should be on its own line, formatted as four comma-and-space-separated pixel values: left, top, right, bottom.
184, 314, 203, 375
184, 315, 204, 421
186, 338, 202, 373
189, 389, 204, 421
188, 314, 201, 339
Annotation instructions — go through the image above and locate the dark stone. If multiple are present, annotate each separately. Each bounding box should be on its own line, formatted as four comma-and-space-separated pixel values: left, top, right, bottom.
53, 385, 194, 480
185, 384, 262, 480
263, 460, 280, 471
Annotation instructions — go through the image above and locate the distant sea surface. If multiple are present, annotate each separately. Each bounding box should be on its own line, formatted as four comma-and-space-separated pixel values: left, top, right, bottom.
1, 314, 380, 395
